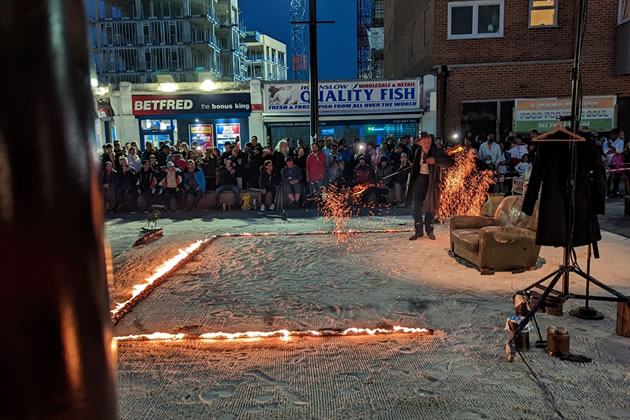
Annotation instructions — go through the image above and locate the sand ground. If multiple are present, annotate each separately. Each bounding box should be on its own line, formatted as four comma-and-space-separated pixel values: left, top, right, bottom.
107, 213, 630, 419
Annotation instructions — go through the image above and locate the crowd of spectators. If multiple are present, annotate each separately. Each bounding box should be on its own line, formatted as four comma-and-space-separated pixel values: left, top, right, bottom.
464, 127, 630, 196
100, 128, 630, 213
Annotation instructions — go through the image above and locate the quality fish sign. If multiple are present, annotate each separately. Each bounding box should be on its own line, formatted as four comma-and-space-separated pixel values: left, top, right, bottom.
264, 79, 422, 113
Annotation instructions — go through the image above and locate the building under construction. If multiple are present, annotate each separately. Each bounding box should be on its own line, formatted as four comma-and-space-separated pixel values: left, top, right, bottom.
89, 0, 249, 84
357, 0, 384, 79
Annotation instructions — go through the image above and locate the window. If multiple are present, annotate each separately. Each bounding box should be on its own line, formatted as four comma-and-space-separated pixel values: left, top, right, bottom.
530, 0, 557, 27
620, 0, 630, 24
448, 1, 503, 39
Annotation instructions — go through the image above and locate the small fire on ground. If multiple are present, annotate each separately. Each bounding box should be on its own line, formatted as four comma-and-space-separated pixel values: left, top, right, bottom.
114, 326, 433, 342
111, 239, 208, 317
438, 148, 494, 221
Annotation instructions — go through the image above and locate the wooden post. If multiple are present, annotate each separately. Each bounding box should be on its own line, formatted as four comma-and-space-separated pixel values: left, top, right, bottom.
0, 1, 118, 418
617, 302, 630, 338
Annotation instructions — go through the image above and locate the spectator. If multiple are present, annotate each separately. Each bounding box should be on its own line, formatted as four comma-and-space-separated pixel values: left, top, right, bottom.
172, 153, 187, 172
102, 161, 117, 212
375, 157, 393, 187
215, 159, 240, 209
478, 134, 503, 169
230, 145, 247, 189
259, 160, 277, 211
322, 138, 333, 167
394, 152, 411, 206
142, 142, 155, 161
102, 143, 115, 167
157, 144, 170, 168
390, 145, 404, 168
368, 143, 377, 166
294, 146, 308, 182
220, 142, 233, 164
113, 141, 126, 172
510, 134, 528, 165
127, 146, 142, 171
373, 157, 393, 203
159, 161, 183, 211
136, 160, 156, 213
273, 139, 291, 179
353, 156, 374, 185
149, 155, 161, 180
337, 142, 351, 165
183, 159, 206, 210
248, 145, 264, 188
515, 153, 532, 176
116, 156, 137, 212
180, 142, 191, 160
250, 135, 259, 148
201, 148, 218, 191
604, 128, 626, 197
328, 160, 348, 188
281, 156, 302, 208
306, 142, 326, 198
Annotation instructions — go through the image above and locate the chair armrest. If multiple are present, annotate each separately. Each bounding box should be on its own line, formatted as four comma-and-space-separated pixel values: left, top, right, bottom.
479, 226, 536, 244
450, 216, 495, 232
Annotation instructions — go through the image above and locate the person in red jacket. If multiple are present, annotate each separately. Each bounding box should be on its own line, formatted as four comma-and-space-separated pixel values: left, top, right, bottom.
306, 142, 326, 199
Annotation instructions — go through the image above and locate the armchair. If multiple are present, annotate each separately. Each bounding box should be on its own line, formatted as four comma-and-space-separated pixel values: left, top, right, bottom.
449, 196, 540, 274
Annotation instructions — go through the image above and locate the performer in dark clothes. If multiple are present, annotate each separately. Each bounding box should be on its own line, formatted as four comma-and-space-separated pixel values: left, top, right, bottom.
409, 137, 454, 241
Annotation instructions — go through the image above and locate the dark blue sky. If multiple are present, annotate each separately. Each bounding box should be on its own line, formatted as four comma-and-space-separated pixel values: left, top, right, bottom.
239, 0, 357, 81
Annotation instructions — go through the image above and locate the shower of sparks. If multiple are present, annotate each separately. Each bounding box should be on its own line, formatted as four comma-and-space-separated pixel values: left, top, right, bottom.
438, 148, 494, 221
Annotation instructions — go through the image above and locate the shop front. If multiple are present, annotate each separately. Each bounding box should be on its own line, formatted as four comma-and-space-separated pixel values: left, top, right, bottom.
260, 79, 424, 147
514, 96, 617, 133
131, 93, 251, 151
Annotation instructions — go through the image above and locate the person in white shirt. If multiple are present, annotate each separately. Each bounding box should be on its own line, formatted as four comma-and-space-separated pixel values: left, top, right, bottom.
510, 135, 529, 165
604, 128, 626, 196
127, 147, 142, 172
478, 134, 503, 169
515, 154, 532, 176
602, 129, 625, 164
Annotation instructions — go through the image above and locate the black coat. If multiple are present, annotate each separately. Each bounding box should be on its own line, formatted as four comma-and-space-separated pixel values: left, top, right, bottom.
523, 141, 605, 247
410, 144, 453, 213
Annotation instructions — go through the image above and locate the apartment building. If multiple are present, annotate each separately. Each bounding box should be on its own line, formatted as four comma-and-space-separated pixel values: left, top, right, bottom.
385, 0, 630, 137
90, 0, 248, 84
244, 31, 288, 81
358, 0, 385, 79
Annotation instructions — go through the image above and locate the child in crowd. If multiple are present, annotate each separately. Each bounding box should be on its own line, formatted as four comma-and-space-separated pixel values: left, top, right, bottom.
515, 153, 531, 176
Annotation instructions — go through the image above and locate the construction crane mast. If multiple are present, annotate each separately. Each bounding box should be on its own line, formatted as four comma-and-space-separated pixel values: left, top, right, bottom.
290, 0, 308, 80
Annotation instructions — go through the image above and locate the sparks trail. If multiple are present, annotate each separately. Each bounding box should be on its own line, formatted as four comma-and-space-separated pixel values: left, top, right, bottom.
317, 185, 360, 241
114, 326, 434, 342
438, 148, 495, 221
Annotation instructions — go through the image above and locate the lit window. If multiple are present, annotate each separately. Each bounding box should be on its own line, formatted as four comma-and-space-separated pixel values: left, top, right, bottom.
620, 0, 630, 24
448, 1, 504, 40
530, 0, 557, 27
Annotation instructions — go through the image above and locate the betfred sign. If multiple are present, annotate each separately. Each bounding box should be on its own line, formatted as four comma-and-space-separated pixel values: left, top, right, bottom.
132, 93, 251, 116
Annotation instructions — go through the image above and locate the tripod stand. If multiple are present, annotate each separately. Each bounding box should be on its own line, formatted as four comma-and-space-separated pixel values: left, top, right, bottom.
507, 0, 628, 361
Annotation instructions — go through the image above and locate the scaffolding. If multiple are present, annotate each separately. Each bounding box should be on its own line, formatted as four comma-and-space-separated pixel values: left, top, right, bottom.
91, 0, 247, 84
357, 0, 384, 79
290, 0, 307, 80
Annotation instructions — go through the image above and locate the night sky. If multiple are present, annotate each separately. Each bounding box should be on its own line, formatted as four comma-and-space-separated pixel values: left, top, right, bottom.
238, 0, 357, 81
84, 0, 358, 81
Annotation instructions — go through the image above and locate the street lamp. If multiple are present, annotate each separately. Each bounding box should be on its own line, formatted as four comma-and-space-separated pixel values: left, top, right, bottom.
200, 79, 217, 91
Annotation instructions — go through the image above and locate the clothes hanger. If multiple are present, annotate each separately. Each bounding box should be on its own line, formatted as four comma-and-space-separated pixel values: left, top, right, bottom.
532, 123, 585, 142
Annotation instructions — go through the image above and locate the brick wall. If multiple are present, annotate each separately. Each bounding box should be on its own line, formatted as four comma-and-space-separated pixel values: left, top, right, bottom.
385, 0, 630, 135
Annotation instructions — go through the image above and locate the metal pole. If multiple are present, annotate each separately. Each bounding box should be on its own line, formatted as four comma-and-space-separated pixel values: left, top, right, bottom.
309, 0, 319, 145
0, 1, 118, 418
563, 0, 587, 295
